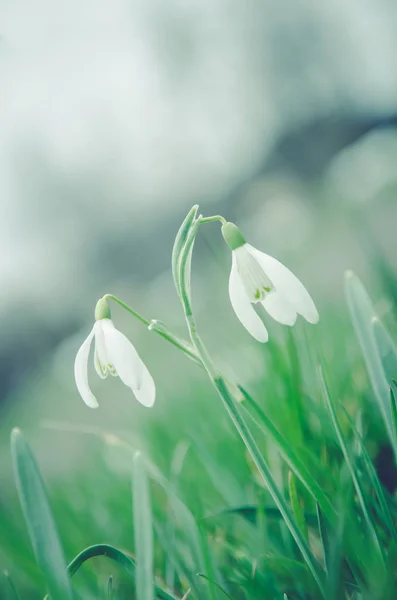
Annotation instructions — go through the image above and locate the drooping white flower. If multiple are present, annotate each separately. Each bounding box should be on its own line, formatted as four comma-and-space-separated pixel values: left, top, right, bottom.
221, 222, 319, 342
74, 298, 155, 408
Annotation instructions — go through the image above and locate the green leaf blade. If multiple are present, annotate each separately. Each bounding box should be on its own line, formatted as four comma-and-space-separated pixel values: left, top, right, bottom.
133, 452, 154, 600
10, 428, 73, 600
171, 205, 199, 297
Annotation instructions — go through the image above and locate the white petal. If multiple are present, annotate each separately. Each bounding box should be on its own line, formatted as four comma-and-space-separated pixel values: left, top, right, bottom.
74, 325, 99, 409
94, 349, 108, 379
246, 245, 319, 324
229, 252, 268, 342
131, 358, 156, 407
101, 320, 155, 407
101, 320, 145, 391
262, 292, 297, 326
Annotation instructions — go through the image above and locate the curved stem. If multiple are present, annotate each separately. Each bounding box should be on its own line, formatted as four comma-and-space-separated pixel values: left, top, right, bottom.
103, 294, 201, 366
176, 222, 325, 597
199, 215, 227, 225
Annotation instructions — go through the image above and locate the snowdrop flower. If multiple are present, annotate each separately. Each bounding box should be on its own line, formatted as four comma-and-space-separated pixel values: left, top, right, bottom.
221, 222, 319, 342
74, 298, 155, 408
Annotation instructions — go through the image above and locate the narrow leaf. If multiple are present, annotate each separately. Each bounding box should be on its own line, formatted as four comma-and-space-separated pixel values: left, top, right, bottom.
316, 503, 329, 576
68, 544, 178, 600
345, 271, 395, 450
288, 472, 308, 542
197, 573, 234, 600
133, 452, 154, 600
172, 205, 198, 296
107, 575, 113, 600
10, 428, 72, 600
372, 317, 397, 383
239, 385, 337, 527
319, 367, 385, 568
3, 571, 20, 600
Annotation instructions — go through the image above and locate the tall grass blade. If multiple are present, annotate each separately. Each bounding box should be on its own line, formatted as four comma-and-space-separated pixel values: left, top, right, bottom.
288, 472, 308, 543
133, 452, 154, 600
10, 428, 73, 600
239, 385, 337, 526
345, 271, 396, 452
319, 367, 386, 570
341, 407, 397, 542
3, 571, 20, 600
316, 503, 329, 576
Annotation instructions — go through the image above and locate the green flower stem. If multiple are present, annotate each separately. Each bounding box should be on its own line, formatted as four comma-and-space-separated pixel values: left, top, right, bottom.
199, 215, 227, 225
103, 294, 201, 367
177, 222, 325, 597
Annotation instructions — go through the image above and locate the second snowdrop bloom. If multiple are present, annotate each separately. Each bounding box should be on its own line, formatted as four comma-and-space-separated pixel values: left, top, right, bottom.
221, 222, 319, 342
74, 298, 155, 408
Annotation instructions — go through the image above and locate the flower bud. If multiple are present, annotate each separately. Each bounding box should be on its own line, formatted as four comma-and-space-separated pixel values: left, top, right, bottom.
221, 222, 246, 251
95, 297, 111, 321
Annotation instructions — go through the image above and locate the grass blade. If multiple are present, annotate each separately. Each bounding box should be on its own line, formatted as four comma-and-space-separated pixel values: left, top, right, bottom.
319, 367, 386, 570
133, 451, 154, 600
107, 575, 113, 600
341, 407, 397, 542
239, 385, 337, 527
10, 428, 72, 600
171, 205, 198, 296
288, 472, 308, 543
206, 504, 318, 527
3, 571, 20, 600
345, 271, 396, 452
316, 503, 329, 576
197, 573, 234, 600
68, 544, 178, 600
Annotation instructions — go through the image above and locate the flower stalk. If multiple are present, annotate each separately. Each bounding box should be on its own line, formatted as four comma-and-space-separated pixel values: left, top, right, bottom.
174, 210, 325, 596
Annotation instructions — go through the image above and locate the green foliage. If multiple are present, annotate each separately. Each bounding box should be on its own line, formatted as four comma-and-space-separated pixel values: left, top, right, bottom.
3, 252, 397, 600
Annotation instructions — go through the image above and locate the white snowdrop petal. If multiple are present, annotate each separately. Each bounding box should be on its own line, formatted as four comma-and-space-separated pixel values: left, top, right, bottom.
246, 245, 319, 324
262, 292, 297, 326
132, 358, 156, 407
94, 349, 108, 379
74, 326, 99, 409
229, 252, 268, 342
101, 320, 144, 390
94, 320, 109, 367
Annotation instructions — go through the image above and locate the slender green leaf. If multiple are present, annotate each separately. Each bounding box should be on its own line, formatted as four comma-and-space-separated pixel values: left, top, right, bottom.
239, 385, 337, 527
207, 504, 318, 527
341, 405, 397, 542
372, 317, 397, 383
288, 472, 308, 543
319, 367, 386, 570
3, 571, 20, 600
197, 573, 234, 600
345, 271, 396, 451
391, 382, 397, 447
10, 428, 72, 600
214, 377, 325, 597
172, 205, 198, 296
133, 452, 154, 600
107, 575, 113, 600
68, 544, 178, 600
316, 503, 329, 576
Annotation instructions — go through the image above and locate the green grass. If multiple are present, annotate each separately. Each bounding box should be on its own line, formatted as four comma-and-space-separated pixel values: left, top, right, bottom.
2, 261, 397, 599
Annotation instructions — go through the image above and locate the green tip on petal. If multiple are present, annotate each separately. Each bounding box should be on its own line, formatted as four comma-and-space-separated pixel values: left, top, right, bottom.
95, 297, 111, 321
221, 222, 246, 251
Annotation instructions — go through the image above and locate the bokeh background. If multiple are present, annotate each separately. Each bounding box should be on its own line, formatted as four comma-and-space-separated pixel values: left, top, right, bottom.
1, 0, 397, 592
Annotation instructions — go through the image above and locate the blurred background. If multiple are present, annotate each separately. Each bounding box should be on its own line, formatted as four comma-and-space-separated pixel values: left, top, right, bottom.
1, 0, 397, 576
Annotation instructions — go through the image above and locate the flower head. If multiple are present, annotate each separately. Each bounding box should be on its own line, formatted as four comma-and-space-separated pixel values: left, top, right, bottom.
74, 298, 155, 408
221, 222, 319, 342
